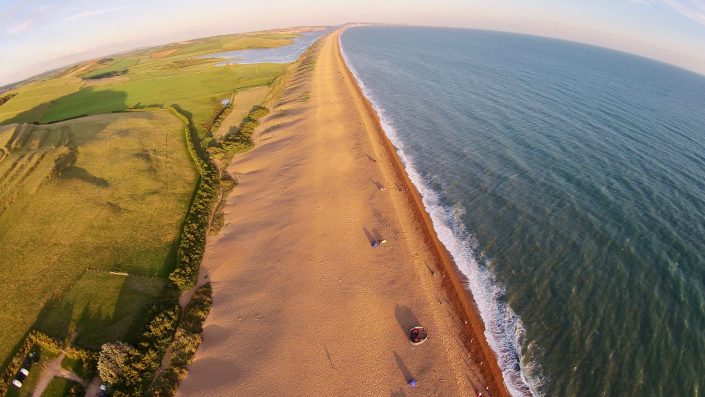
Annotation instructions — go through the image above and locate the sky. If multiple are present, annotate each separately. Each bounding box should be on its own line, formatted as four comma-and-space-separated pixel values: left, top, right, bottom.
1, 0, 705, 86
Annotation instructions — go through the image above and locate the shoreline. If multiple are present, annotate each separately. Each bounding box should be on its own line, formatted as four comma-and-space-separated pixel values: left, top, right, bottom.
179, 28, 509, 396
335, 30, 511, 397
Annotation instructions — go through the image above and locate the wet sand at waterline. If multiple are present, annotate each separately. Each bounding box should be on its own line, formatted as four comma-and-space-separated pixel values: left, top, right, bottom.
178, 30, 508, 396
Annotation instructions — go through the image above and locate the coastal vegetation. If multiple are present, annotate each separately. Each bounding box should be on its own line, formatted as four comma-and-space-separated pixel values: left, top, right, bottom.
0, 27, 306, 395
149, 284, 213, 396
0, 112, 195, 369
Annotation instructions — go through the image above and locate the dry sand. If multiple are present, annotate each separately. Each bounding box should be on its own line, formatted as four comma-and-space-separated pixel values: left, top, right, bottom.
178, 30, 509, 396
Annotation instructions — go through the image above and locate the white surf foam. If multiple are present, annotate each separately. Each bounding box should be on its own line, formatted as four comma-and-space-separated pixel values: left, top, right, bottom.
339, 31, 544, 397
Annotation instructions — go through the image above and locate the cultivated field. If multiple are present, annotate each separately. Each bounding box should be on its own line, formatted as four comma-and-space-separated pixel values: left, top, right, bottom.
0, 111, 196, 368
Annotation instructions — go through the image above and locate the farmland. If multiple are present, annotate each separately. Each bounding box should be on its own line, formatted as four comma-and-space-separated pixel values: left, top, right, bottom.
0, 27, 300, 391
0, 111, 196, 367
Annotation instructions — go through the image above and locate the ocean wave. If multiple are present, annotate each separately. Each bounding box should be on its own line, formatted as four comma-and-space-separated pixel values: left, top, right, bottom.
339, 31, 543, 397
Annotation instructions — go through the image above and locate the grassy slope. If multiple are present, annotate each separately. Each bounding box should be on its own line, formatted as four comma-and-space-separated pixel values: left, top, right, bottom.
38, 63, 286, 133
81, 56, 140, 79
0, 28, 295, 373
0, 111, 196, 366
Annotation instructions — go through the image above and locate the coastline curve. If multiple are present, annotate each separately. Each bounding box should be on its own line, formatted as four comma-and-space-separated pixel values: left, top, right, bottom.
338, 27, 537, 396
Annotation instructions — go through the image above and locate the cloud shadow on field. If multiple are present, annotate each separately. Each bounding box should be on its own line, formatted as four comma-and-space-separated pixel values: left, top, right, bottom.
1, 88, 128, 125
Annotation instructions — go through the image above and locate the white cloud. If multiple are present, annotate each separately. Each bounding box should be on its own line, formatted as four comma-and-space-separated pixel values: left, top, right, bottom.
63, 5, 133, 22
7, 19, 34, 35
636, 0, 705, 26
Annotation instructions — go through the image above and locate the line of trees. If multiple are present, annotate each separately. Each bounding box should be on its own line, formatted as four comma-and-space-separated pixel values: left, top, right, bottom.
96, 305, 181, 396
168, 107, 220, 291
0, 93, 16, 107
218, 105, 269, 157
149, 283, 213, 396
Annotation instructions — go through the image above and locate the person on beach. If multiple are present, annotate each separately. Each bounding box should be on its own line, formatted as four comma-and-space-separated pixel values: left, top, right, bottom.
371, 239, 387, 248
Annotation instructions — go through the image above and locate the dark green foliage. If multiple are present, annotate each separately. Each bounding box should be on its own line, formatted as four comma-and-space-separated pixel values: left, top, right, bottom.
209, 175, 236, 234
149, 367, 186, 397
168, 107, 219, 291
219, 105, 269, 158
179, 283, 213, 335
97, 305, 180, 396
83, 70, 127, 80
148, 283, 213, 397
97, 342, 140, 387
248, 106, 269, 120
0, 93, 16, 107
207, 101, 233, 135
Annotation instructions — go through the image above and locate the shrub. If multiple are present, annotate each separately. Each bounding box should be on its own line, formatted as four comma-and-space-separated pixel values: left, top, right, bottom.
218, 105, 269, 158
96, 305, 181, 395
97, 342, 141, 387
0, 92, 16, 107
146, 283, 213, 396
168, 107, 220, 290
180, 283, 213, 334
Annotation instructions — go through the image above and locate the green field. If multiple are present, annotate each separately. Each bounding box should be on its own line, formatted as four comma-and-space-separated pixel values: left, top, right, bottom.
0, 111, 196, 367
34, 272, 165, 349
0, 63, 285, 137
0, 28, 297, 380
214, 86, 270, 137
0, 32, 291, 139
81, 56, 140, 79
40, 377, 83, 397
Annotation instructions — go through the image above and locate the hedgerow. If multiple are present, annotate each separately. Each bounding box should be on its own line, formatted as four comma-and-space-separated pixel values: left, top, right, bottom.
148, 283, 213, 397
168, 107, 220, 290
219, 105, 269, 157
97, 304, 181, 396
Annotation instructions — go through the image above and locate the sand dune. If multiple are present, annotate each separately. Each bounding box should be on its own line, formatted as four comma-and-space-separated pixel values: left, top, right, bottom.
178, 30, 507, 396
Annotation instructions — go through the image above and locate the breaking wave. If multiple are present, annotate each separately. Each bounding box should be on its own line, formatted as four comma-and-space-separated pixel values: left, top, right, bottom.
340, 31, 544, 397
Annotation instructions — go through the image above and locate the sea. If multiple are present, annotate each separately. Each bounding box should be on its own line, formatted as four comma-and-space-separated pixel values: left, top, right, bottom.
340, 26, 705, 397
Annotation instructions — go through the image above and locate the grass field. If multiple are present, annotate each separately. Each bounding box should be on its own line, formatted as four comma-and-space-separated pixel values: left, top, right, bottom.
81, 56, 140, 79
0, 32, 292, 138
40, 377, 83, 397
215, 86, 270, 137
34, 272, 165, 349
0, 111, 196, 368
0, 27, 299, 377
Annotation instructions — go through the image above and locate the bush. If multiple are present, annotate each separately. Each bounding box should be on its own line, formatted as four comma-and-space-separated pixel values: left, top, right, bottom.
0, 92, 16, 107
208, 101, 233, 135
149, 366, 187, 397
146, 283, 213, 396
180, 283, 213, 334
169, 330, 201, 368
168, 107, 220, 290
97, 342, 141, 387
97, 305, 181, 395
219, 105, 269, 158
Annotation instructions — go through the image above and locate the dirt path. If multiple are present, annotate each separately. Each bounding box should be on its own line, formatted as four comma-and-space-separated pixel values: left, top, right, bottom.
31, 353, 68, 397
177, 30, 505, 396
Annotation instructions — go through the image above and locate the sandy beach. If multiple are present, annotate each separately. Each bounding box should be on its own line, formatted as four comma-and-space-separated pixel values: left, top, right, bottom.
178, 29, 509, 396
